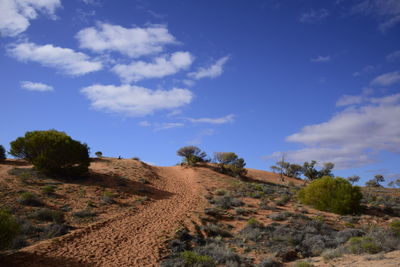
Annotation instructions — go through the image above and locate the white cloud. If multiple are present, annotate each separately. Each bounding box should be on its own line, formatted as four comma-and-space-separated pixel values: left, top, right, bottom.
187, 114, 235, 124
112, 52, 193, 83
8, 42, 102, 76
187, 129, 215, 145
188, 56, 230, 80
20, 81, 53, 92
352, 0, 400, 32
387, 50, 400, 61
299, 9, 329, 23
0, 0, 61, 37
154, 122, 184, 131
371, 71, 400, 86
81, 84, 193, 116
137, 120, 184, 130
336, 94, 365, 107
272, 93, 400, 169
310, 55, 331, 63
76, 22, 176, 57
353, 65, 379, 77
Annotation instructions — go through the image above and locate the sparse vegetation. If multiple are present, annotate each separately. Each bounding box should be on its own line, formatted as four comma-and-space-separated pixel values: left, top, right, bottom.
30, 208, 64, 223
41, 185, 56, 195
18, 192, 43, 206
298, 176, 362, 214
0, 209, 20, 249
9, 130, 90, 177
180, 250, 215, 266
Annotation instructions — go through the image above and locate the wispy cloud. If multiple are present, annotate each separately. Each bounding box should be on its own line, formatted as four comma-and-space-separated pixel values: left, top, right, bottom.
0, 0, 61, 37
76, 23, 177, 58
371, 71, 400, 86
353, 65, 379, 77
187, 129, 215, 145
310, 55, 331, 63
186, 114, 235, 124
387, 50, 400, 61
270, 93, 400, 169
299, 9, 329, 23
137, 120, 184, 131
188, 56, 230, 80
112, 52, 194, 83
20, 81, 53, 92
8, 42, 102, 76
81, 84, 193, 116
352, 0, 400, 32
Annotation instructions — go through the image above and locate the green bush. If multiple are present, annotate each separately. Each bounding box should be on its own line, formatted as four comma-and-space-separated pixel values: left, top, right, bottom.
389, 220, 400, 237
180, 251, 215, 266
42, 185, 56, 195
95, 151, 102, 157
0, 145, 6, 162
298, 176, 362, 215
31, 208, 64, 223
10, 130, 90, 177
0, 209, 20, 249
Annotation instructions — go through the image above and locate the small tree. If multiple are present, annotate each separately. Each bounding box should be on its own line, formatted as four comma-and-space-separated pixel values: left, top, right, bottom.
319, 162, 335, 178
365, 179, 380, 187
302, 160, 319, 181
347, 175, 361, 185
177, 146, 207, 166
214, 152, 247, 177
270, 165, 280, 173
0, 145, 6, 162
298, 176, 362, 215
374, 174, 385, 185
95, 151, 103, 158
10, 130, 90, 177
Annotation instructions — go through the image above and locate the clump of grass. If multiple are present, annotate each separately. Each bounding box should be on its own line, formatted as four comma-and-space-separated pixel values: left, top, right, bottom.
101, 191, 116, 204
138, 178, 148, 184
214, 189, 227, 196
247, 217, 263, 228
0, 209, 21, 249
18, 192, 43, 206
202, 223, 232, 237
31, 208, 64, 224
389, 220, 400, 237
294, 261, 314, 267
41, 185, 56, 195
275, 195, 290, 206
321, 247, 345, 260
180, 251, 215, 266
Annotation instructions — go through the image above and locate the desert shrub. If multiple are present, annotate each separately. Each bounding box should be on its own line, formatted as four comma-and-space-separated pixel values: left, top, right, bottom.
275, 195, 291, 206
347, 236, 381, 254
177, 146, 208, 166
213, 152, 247, 177
95, 151, 102, 157
321, 246, 345, 260
9, 130, 90, 177
31, 208, 64, 223
268, 212, 293, 221
42, 185, 56, 195
298, 176, 362, 214
258, 258, 282, 267
72, 210, 97, 218
235, 208, 253, 216
180, 251, 215, 266
18, 192, 43, 206
0, 145, 6, 162
213, 195, 243, 209
389, 220, 400, 237
194, 242, 244, 265
0, 209, 20, 249
41, 223, 70, 239
202, 223, 232, 237
204, 207, 225, 218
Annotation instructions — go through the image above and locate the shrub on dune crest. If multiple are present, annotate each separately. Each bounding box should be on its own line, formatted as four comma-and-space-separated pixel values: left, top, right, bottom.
0, 145, 6, 162
10, 130, 90, 177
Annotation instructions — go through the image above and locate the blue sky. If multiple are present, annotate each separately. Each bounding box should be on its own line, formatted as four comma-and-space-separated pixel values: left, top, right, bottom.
1, 0, 400, 185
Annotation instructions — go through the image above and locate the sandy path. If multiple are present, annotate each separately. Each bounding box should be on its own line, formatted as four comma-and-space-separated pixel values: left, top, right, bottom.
1, 165, 205, 267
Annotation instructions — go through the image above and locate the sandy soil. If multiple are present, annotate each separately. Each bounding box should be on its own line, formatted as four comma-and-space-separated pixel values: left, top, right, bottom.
0, 162, 208, 267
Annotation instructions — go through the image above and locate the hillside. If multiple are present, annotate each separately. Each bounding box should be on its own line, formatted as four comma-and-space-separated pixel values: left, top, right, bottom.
0, 158, 399, 266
